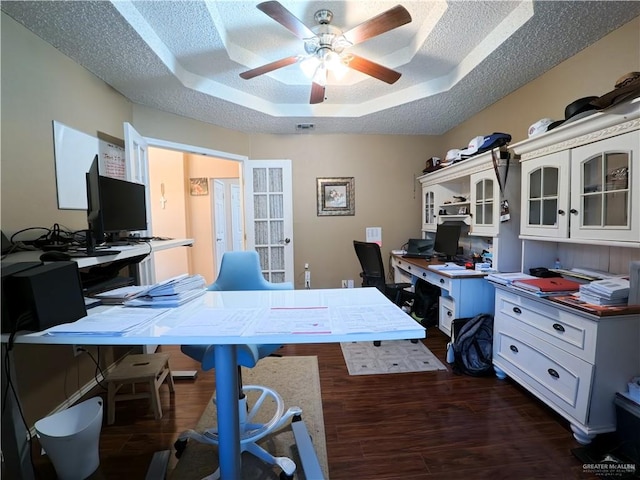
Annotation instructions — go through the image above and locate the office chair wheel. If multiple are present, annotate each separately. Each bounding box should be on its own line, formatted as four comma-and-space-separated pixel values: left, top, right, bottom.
174, 438, 188, 459
374, 341, 381, 347
411, 339, 419, 343
280, 471, 294, 480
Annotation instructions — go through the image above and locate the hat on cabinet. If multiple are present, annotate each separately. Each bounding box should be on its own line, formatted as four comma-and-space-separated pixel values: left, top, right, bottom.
460, 133, 512, 157
590, 72, 640, 109
528, 118, 554, 138
460, 136, 486, 157
479, 132, 511, 152
423, 157, 441, 173
547, 96, 599, 131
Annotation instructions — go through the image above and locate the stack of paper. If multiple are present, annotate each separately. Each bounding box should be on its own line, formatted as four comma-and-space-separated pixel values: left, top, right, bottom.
486, 272, 536, 286
94, 285, 149, 304
123, 274, 207, 308
45, 307, 171, 336
577, 278, 630, 306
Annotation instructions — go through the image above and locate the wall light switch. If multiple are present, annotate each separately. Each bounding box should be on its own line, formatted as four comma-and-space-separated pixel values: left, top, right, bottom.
347, 279, 354, 288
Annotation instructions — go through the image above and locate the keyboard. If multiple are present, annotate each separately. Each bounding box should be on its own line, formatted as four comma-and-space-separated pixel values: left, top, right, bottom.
402, 254, 430, 259
68, 250, 121, 258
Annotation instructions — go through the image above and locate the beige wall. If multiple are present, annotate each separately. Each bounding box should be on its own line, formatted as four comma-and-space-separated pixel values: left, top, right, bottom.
147, 147, 190, 282
1, 11, 638, 424
0, 13, 133, 232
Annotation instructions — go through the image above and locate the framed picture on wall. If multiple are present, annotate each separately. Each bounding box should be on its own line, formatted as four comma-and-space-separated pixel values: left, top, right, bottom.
190, 177, 209, 196
316, 177, 355, 216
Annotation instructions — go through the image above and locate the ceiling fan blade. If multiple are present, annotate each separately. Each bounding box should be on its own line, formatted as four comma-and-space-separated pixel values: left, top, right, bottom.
310, 82, 325, 104
347, 54, 402, 84
239, 56, 299, 80
342, 5, 412, 46
257, 1, 315, 40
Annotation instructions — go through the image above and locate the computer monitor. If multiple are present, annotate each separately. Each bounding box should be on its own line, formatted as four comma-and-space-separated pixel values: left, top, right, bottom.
86, 155, 147, 248
433, 223, 462, 261
403, 238, 434, 258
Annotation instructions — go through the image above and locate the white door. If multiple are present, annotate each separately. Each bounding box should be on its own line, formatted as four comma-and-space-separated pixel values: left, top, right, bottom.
244, 160, 294, 284
213, 179, 227, 273
123, 122, 155, 286
230, 183, 244, 251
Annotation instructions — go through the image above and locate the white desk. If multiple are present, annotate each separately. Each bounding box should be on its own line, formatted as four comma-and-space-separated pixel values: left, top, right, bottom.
6, 287, 425, 479
2, 238, 194, 268
391, 254, 495, 335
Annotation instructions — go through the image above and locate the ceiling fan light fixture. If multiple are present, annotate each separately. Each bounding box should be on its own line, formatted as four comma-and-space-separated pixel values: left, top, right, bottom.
312, 66, 328, 86
300, 55, 321, 78
244, 1, 412, 104
325, 52, 349, 80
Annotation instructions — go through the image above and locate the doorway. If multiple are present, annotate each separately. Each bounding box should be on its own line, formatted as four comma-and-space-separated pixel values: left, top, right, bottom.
124, 126, 294, 286
147, 147, 241, 284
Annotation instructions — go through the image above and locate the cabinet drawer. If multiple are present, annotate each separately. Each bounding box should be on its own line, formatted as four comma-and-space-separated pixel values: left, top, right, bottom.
495, 290, 597, 362
494, 327, 593, 423
395, 259, 430, 282
426, 270, 451, 292
439, 296, 455, 336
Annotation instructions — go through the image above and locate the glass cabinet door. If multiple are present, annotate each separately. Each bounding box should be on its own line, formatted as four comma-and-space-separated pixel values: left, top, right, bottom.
474, 178, 494, 226
570, 131, 638, 243
527, 166, 558, 227
422, 187, 437, 231
520, 151, 570, 238
580, 152, 628, 227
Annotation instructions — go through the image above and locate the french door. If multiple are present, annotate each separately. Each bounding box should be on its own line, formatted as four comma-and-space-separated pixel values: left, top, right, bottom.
244, 160, 294, 284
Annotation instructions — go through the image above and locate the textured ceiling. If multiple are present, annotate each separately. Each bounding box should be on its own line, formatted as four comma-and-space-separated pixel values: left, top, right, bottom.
2, 1, 639, 135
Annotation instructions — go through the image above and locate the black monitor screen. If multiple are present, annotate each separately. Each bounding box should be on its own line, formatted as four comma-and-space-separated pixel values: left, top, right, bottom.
86, 155, 147, 246
99, 176, 147, 233
433, 223, 462, 261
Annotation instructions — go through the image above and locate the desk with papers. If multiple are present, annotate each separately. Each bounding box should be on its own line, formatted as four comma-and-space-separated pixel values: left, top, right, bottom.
5, 287, 425, 480
390, 253, 494, 337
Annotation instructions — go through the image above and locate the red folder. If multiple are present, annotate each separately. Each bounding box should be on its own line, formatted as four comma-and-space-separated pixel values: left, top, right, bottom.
513, 277, 581, 292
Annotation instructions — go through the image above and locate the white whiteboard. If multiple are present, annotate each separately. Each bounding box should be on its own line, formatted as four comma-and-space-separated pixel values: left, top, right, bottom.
53, 120, 99, 210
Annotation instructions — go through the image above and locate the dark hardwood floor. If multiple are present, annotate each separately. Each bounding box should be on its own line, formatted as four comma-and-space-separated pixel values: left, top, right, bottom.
27, 327, 605, 479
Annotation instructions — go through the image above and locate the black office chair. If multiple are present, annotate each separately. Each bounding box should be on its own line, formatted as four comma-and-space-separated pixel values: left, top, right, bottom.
353, 240, 416, 346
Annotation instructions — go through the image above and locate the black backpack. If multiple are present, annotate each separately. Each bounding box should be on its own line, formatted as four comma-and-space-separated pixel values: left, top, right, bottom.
452, 314, 494, 377
411, 278, 441, 327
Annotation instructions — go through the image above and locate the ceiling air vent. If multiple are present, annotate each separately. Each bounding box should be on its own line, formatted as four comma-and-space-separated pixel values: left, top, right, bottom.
296, 123, 315, 132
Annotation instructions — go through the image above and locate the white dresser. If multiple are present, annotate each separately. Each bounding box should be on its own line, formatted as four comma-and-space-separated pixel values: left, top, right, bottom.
492, 285, 640, 444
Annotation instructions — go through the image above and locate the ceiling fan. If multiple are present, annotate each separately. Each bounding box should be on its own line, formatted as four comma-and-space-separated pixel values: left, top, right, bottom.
239, 1, 412, 104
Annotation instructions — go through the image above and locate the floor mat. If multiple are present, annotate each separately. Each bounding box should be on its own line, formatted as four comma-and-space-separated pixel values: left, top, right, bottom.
340, 339, 447, 375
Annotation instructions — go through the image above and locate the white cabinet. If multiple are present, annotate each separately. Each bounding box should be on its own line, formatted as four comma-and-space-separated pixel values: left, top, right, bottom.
469, 169, 504, 236
421, 184, 441, 232
513, 98, 640, 248
417, 150, 521, 272
520, 150, 570, 238
569, 131, 639, 243
492, 287, 640, 444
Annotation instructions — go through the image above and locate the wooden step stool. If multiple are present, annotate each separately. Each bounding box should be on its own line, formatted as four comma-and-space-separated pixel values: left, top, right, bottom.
106, 353, 175, 425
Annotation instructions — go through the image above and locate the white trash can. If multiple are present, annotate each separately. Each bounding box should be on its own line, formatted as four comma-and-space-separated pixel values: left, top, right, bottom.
35, 397, 103, 480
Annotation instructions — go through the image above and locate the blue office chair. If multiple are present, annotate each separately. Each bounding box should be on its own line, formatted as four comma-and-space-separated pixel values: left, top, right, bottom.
175, 251, 300, 479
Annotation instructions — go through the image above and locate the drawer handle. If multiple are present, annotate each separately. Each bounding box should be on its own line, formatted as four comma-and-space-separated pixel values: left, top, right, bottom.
422, 272, 427, 277
512, 307, 522, 314
509, 345, 518, 353
447, 311, 453, 317
552, 323, 565, 333
548, 369, 560, 379
440, 279, 445, 284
